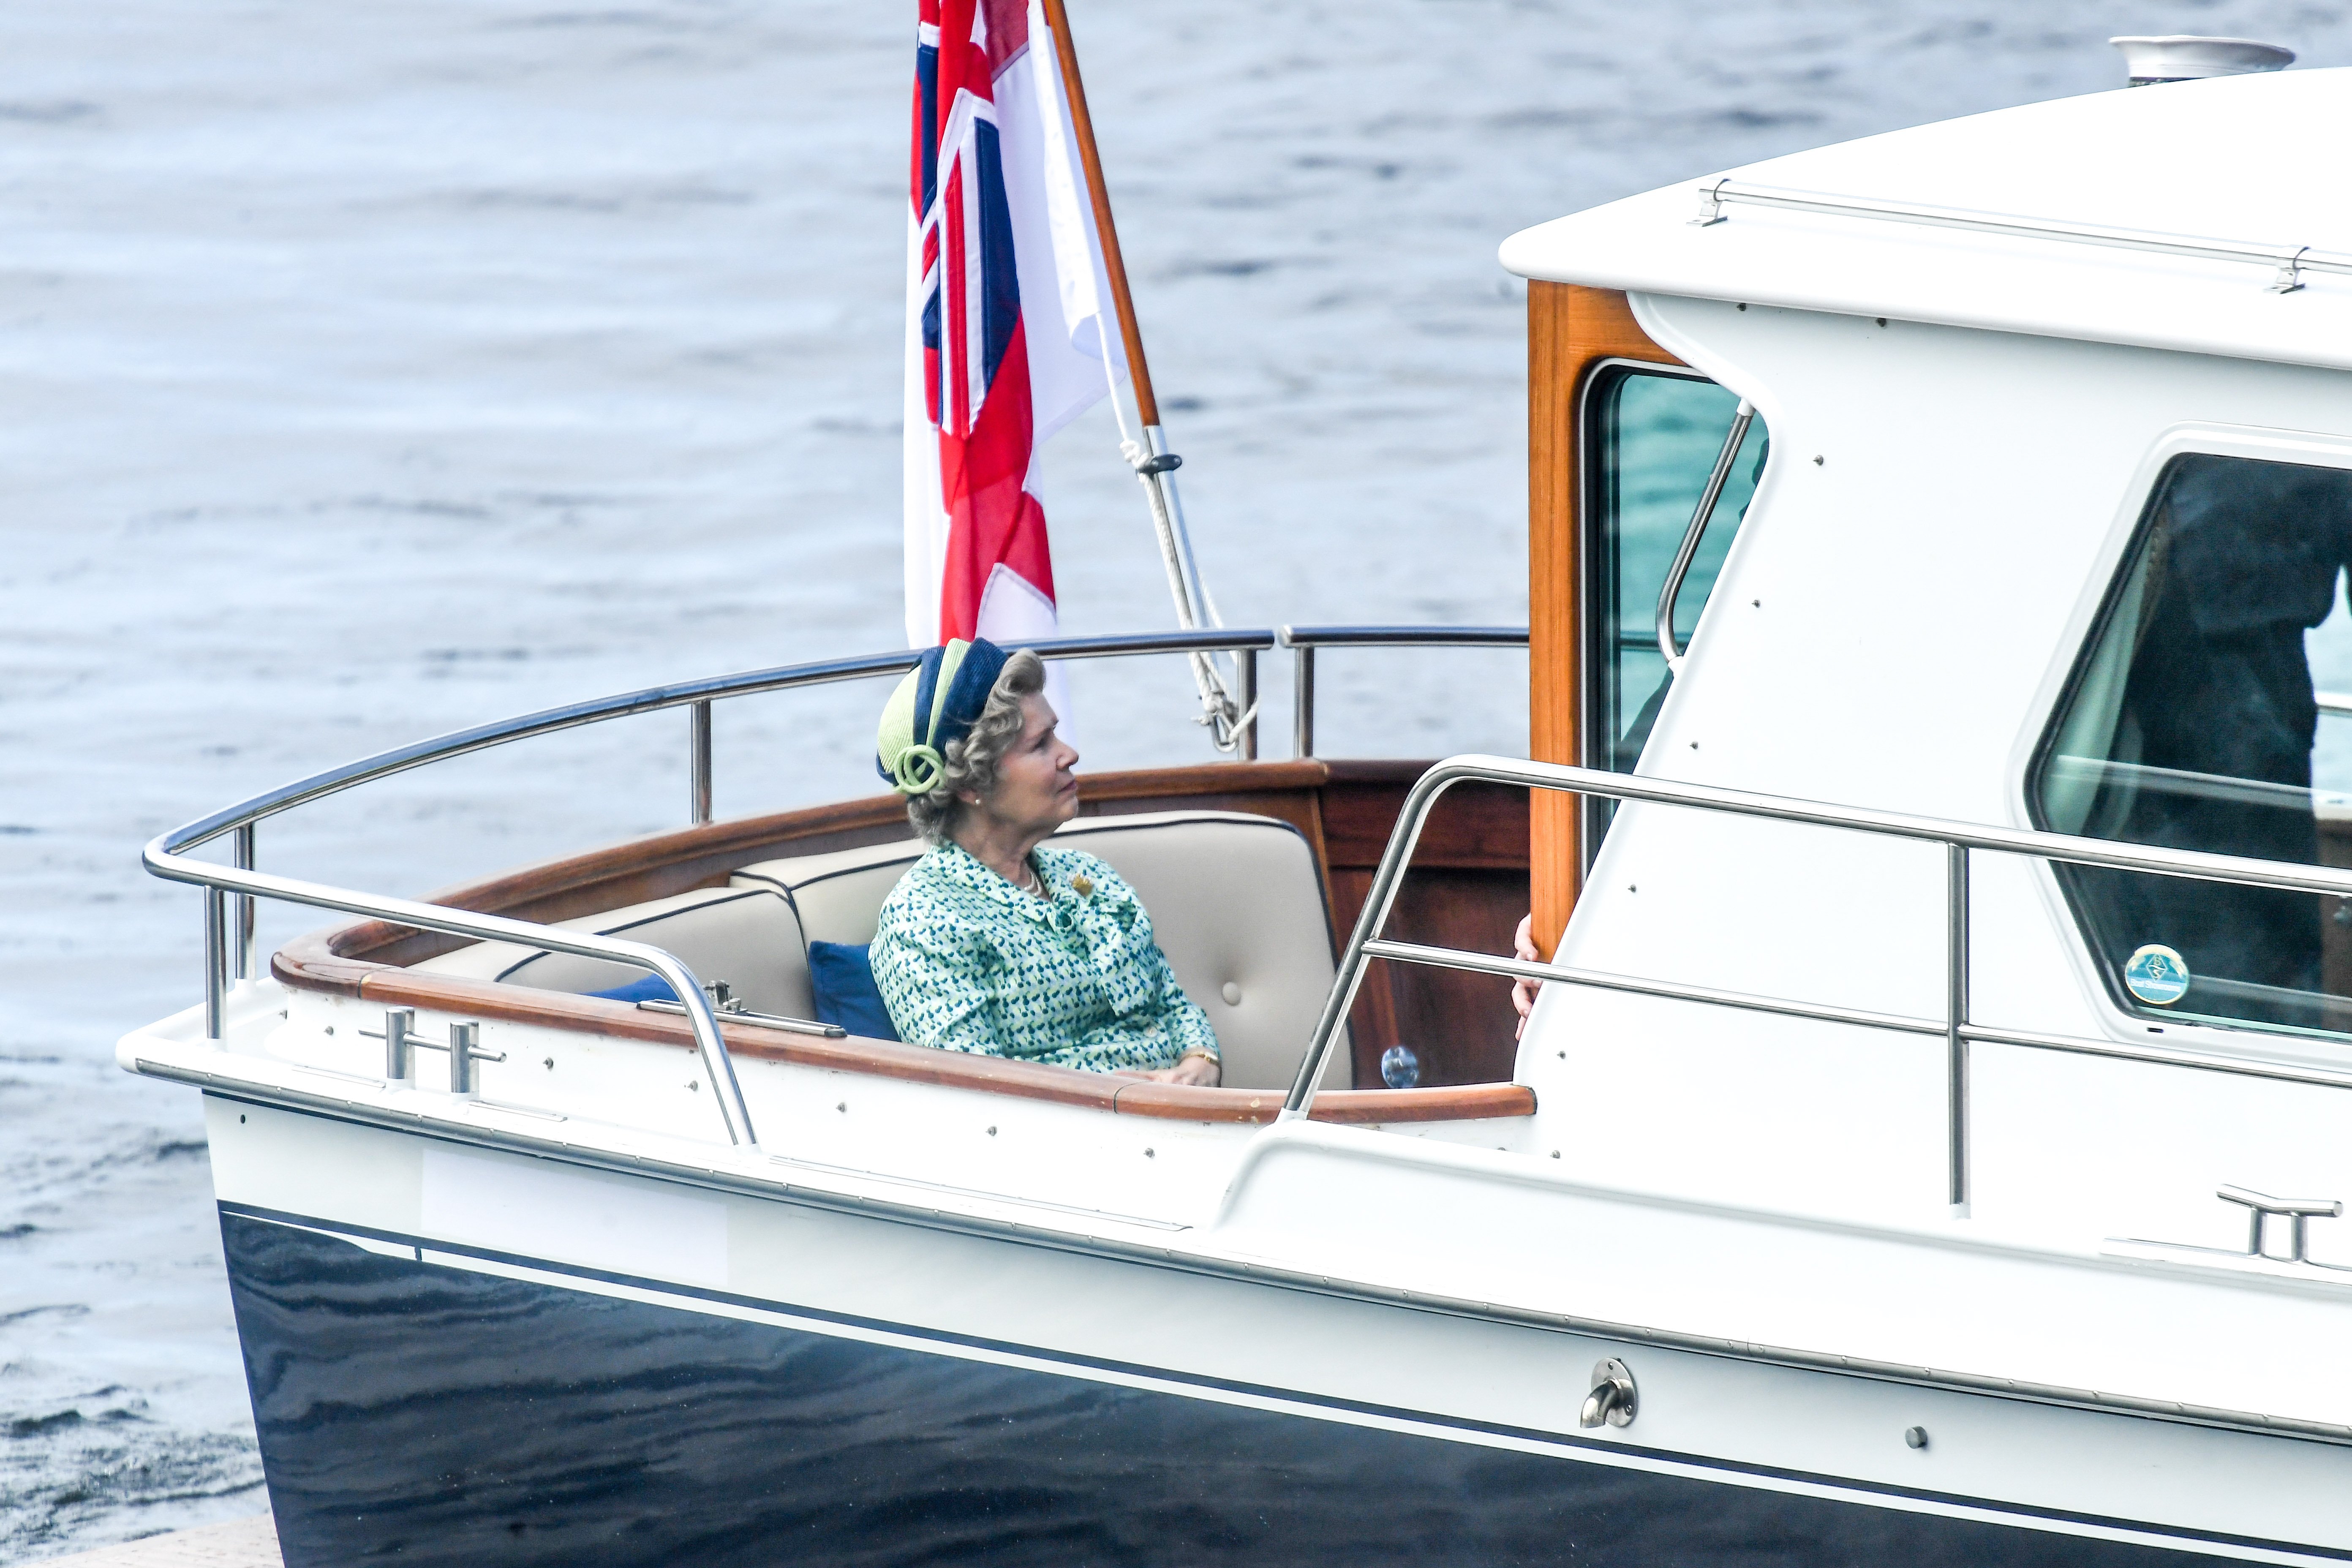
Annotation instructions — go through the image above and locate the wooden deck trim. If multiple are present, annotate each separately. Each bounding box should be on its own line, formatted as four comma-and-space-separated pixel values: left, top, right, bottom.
335, 967, 1531, 1124
1113, 1078, 1536, 1125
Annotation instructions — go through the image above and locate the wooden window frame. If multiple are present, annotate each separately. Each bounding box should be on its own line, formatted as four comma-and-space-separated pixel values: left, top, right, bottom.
1526, 283, 1684, 954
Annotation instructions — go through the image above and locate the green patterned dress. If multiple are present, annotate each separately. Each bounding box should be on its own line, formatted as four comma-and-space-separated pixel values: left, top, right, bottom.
869, 840, 1220, 1073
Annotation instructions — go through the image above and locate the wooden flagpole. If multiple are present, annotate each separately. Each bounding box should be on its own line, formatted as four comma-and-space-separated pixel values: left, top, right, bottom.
1033, 0, 1247, 751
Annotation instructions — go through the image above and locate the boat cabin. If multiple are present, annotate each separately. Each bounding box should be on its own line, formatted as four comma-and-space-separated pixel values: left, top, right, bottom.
1509, 65, 2352, 1236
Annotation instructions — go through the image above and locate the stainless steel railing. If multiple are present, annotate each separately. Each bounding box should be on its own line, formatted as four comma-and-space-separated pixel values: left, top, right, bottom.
1287, 754, 2352, 1214
1653, 400, 1753, 675
1692, 177, 2352, 294
145, 624, 1524, 1149
1278, 625, 1527, 760
150, 854, 765, 1146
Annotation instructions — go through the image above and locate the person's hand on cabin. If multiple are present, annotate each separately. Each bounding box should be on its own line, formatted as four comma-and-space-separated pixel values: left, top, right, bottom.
1511, 914, 1543, 1041
1141, 1049, 1222, 1087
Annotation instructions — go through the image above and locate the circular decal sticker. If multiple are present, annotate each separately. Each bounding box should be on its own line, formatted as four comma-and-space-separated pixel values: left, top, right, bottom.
2123, 943, 2191, 1006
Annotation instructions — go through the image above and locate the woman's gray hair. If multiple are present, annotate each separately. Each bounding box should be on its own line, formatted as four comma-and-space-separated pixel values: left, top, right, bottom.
906, 649, 1047, 844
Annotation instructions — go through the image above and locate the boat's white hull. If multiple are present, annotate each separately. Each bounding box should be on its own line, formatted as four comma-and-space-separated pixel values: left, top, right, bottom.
199, 1089, 2349, 1567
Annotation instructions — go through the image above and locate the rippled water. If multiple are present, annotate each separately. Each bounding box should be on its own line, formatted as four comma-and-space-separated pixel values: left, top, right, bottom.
7, 0, 2351, 1556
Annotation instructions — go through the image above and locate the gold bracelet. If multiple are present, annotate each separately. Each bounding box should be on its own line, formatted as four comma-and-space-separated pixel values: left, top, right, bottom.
1178, 1047, 1218, 1065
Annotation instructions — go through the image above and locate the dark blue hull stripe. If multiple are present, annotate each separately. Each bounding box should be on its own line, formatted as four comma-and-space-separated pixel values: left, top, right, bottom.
217, 1201, 2339, 1565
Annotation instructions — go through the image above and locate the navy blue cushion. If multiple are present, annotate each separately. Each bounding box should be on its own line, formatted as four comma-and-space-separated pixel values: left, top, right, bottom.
585, 974, 678, 1004
807, 941, 898, 1040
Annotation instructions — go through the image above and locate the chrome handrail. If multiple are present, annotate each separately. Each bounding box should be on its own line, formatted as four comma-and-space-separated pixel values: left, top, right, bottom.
1653, 398, 1754, 674
1693, 177, 2352, 294
1277, 625, 1528, 760
162, 628, 1278, 856
1277, 625, 1530, 649
149, 626, 1524, 1150
142, 838, 759, 1146
1289, 754, 2352, 1214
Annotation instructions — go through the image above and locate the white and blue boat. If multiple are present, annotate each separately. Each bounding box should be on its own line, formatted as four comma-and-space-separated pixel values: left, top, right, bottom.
123, 43, 2352, 1566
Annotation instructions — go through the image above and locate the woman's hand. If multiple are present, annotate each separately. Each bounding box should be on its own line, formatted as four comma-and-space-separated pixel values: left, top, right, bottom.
1511, 913, 1543, 1040
1141, 1051, 1221, 1086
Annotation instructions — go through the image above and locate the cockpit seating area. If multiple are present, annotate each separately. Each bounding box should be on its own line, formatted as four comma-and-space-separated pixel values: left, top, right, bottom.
411, 810, 1348, 1092
273, 761, 1534, 1118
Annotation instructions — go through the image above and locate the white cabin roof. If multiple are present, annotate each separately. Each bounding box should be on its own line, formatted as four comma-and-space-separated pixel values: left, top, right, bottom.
1500, 67, 2352, 373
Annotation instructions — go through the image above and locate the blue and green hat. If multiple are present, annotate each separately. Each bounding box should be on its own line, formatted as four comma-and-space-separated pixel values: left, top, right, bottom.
875, 637, 1010, 796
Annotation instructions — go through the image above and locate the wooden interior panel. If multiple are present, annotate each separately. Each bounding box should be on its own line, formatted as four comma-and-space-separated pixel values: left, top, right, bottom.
1316, 764, 1527, 868
1314, 770, 1531, 1087
1367, 870, 1529, 1086
1527, 281, 1684, 958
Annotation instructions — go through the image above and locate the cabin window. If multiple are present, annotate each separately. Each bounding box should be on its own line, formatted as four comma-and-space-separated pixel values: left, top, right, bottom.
1582, 365, 1767, 842
2031, 452, 2352, 1037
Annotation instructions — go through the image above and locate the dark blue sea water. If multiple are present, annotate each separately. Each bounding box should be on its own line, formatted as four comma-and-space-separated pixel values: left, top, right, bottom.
7, 0, 2351, 1556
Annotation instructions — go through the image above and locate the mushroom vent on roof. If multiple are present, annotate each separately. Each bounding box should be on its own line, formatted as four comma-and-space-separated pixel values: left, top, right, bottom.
2111, 35, 2295, 87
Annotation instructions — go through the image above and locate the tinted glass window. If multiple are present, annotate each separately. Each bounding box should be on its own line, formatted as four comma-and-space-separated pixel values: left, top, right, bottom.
2031, 453, 2352, 1034
1585, 367, 1766, 784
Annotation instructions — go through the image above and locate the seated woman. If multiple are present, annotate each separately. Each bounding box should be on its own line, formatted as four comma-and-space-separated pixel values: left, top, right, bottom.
868, 637, 1221, 1085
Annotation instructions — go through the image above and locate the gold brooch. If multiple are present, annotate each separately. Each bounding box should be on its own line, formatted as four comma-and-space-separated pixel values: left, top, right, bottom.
1071, 874, 1094, 897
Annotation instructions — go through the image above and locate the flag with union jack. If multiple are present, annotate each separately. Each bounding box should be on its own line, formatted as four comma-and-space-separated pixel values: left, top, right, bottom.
904, 0, 1126, 654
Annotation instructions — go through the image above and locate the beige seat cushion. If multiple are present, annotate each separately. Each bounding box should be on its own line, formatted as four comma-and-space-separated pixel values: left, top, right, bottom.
730, 840, 926, 947
408, 885, 813, 1019
731, 811, 1346, 1092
